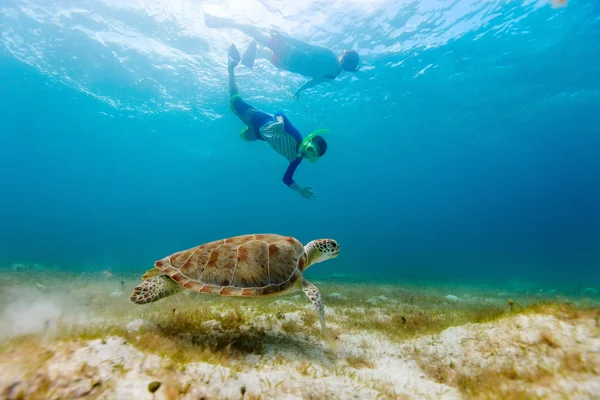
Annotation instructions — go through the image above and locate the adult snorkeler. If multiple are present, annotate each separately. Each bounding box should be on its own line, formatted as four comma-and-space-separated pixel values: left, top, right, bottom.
205, 13, 360, 100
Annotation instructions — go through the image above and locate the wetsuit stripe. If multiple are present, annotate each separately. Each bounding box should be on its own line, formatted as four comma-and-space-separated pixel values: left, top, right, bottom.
260, 123, 300, 162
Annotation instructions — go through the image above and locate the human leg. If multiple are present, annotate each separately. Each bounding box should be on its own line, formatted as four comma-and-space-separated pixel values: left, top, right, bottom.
204, 14, 272, 47
228, 44, 241, 96
206, 14, 285, 70
228, 76, 263, 143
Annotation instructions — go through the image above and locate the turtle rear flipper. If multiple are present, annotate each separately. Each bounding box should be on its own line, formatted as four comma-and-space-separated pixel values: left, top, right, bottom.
142, 267, 161, 280
130, 275, 183, 304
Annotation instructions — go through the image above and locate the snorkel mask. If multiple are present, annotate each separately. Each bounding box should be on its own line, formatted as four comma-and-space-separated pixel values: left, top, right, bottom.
298, 129, 330, 163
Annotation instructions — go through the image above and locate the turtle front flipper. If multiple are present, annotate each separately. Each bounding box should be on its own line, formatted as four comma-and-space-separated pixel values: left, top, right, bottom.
302, 279, 326, 332
130, 275, 183, 304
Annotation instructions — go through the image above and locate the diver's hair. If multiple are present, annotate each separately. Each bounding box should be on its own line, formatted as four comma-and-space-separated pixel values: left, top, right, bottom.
340, 49, 360, 71
312, 135, 327, 157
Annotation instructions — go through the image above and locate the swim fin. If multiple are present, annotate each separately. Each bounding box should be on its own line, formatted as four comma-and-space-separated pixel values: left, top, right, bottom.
242, 39, 257, 68
228, 44, 241, 66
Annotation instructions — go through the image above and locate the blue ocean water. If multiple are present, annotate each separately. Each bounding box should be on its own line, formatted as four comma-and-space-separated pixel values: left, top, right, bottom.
1, 0, 599, 288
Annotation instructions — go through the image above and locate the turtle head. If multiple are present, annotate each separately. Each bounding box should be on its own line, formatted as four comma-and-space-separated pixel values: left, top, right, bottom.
303, 239, 340, 269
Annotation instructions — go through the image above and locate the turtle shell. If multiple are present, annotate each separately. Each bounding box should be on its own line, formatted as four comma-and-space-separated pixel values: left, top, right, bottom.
153, 234, 306, 297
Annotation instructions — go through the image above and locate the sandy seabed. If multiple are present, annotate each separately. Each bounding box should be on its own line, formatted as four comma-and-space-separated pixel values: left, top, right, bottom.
0, 267, 599, 399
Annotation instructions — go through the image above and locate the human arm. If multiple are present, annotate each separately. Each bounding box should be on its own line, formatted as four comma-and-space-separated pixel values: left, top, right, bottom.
293, 78, 326, 100
283, 158, 317, 199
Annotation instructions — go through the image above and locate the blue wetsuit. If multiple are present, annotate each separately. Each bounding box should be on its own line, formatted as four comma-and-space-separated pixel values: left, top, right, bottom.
230, 95, 304, 188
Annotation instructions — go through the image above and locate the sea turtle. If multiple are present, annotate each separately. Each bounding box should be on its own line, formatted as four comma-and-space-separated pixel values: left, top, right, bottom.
130, 234, 340, 331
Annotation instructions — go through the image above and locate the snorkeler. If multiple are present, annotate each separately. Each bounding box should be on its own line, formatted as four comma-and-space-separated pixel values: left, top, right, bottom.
227, 44, 329, 199
205, 13, 360, 100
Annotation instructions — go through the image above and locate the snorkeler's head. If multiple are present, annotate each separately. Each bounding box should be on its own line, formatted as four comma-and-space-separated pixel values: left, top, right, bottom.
301, 135, 328, 163
339, 49, 360, 72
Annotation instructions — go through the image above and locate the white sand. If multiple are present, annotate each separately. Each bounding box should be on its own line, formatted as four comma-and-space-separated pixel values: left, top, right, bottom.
2, 311, 598, 400
1, 273, 598, 399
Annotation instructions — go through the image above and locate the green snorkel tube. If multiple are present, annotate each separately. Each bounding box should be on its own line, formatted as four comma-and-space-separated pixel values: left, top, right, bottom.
298, 128, 330, 162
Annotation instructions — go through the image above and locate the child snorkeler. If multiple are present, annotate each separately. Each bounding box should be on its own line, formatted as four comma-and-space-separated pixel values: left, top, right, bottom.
227, 44, 329, 199
206, 13, 360, 100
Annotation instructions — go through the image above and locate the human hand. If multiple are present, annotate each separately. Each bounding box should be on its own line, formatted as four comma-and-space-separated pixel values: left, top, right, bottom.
262, 120, 284, 137
300, 187, 316, 199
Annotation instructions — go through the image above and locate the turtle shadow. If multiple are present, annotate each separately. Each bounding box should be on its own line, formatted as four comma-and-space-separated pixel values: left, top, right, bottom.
150, 321, 333, 364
